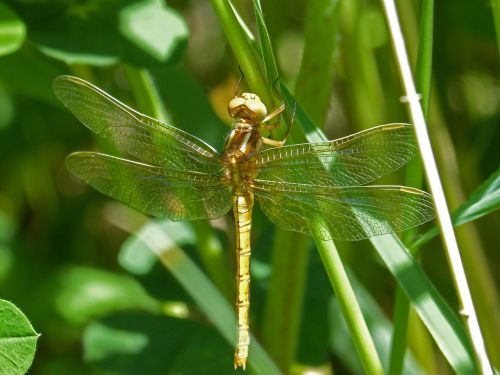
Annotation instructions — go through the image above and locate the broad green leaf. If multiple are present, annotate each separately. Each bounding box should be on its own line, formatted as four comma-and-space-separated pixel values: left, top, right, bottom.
54, 266, 159, 324
413, 167, 500, 249
11, 0, 187, 67
119, 0, 188, 63
0, 299, 39, 375
120, 220, 282, 375
0, 3, 26, 56
83, 312, 235, 375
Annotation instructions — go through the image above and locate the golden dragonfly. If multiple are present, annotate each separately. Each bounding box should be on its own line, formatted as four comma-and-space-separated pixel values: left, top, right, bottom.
54, 75, 434, 369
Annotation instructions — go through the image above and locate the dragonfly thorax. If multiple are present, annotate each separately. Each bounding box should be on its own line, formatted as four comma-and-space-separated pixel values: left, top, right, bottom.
228, 92, 267, 121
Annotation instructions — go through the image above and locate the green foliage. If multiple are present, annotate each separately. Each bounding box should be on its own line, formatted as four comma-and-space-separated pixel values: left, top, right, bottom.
84, 312, 234, 375
0, 3, 26, 57
0, 0, 499, 374
414, 167, 500, 249
9, 0, 187, 66
0, 299, 39, 375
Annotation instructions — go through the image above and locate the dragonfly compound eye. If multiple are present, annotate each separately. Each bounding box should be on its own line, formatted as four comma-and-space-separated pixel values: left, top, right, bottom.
228, 93, 268, 120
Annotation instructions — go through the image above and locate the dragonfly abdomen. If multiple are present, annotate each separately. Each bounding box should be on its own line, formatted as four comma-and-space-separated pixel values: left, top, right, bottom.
232, 193, 254, 369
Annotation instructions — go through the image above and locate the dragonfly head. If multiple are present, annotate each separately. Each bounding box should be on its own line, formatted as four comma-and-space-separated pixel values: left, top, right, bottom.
228, 93, 267, 121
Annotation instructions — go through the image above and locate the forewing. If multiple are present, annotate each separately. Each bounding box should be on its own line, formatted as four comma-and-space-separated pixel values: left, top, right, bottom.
67, 152, 232, 221
254, 124, 416, 186
253, 182, 434, 241
54, 75, 222, 174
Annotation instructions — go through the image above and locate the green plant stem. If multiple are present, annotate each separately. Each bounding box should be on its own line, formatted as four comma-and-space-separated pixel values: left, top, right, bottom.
388, 286, 410, 375
295, 0, 341, 126
190, 220, 234, 302
381, 1, 493, 373
414, 0, 433, 118
314, 233, 384, 375
390, 1, 434, 373
124, 66, 169, 123
210, 0, 272, 105
340, 1, 385, 128
492, 0, 500, 56
262, 233, 310, 372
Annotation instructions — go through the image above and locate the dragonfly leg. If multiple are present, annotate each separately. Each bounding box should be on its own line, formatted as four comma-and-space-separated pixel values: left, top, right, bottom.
262, 102, 285, 124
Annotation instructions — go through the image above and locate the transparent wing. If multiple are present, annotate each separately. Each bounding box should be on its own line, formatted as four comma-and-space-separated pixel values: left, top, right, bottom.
253, 124, 417, 186
67, 152, 232, 221
54, 75, 222, 175
253, 181, 434, 241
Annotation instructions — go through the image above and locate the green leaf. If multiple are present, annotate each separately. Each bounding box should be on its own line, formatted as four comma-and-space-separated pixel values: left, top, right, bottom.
413, 167, 500, 249
0, 3, 26, 56
371, 235, 477, 374
0, 299, 39, 375
119, 0, 188, 64
0, 49, 66, 107
329, 271, 423, 374
251, 0, 279, 88
54, 266, 159, 325
120, 220, 282, 374
84, 312, 235, 375
13, 0, 187, 67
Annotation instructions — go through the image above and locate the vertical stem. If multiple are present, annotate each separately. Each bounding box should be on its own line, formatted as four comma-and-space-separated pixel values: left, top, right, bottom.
491, 0, 500, 56
388, 286, 410, 375
414, 0, 434, 118
262, 233, 310, 372
295, 0, 341, 126
380, 1, 493, 374
390, 1, 434, 373
124, 66, 169, 123
210, 0, 272, 105
314, 233, 384, 375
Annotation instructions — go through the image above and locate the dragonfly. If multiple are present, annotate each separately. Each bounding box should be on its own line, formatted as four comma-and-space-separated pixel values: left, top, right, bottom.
54, 75, 434, 370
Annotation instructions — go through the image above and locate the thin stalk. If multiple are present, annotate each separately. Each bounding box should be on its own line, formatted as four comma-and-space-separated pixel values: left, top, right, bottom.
390, 1, 434, 373
388, 286, 410, 375
491, 0, 500, 56
313, 233, 384, 375
380, 1, 493, 374
295, 0, 341, 126
124, 66, 169, 123
414, 0, 433, 118
262, 233, 310, 372
210, 0, 272, 105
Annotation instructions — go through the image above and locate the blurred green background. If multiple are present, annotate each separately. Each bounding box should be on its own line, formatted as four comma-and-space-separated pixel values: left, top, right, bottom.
0, 0, 498, 374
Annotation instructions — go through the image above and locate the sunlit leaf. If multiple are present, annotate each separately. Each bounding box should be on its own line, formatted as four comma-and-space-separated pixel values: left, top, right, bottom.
413, 167, 500, 249
54, 266, 159, 324
0, 299, 39, 375
119, 0, 188, 63
12, 0, 187, 66
0, 3, 26, 56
